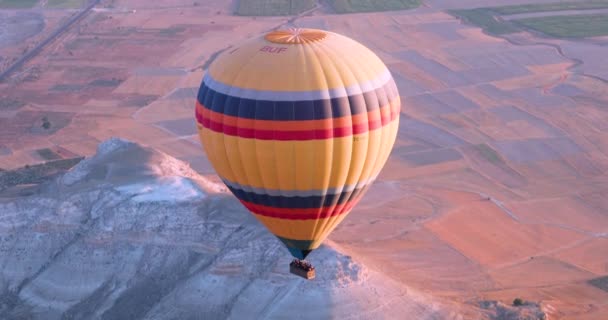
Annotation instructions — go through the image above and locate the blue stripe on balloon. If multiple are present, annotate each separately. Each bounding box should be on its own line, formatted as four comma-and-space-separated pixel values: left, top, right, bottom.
225, 183, 371, 209
196, 78, 398, 121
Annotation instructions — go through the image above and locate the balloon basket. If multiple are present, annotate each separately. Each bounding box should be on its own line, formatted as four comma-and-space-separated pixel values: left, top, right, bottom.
289, 259, 315, 280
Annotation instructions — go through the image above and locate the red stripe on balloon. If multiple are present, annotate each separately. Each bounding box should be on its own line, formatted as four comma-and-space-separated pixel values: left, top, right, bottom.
239, 198, 362, 220
195, 106, 398, 140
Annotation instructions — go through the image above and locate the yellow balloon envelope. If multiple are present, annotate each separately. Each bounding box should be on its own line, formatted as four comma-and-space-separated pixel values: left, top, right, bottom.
195, 28, 400, 259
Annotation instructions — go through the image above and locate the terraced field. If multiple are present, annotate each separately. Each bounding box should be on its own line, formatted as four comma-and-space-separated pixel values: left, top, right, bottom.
0, 0, 38, 9
235, 0, 316, 16
47, 0, 86, 9
328, 0, 420, 13
516, 13, 608, 38
492, 1, 608, 14
450, 0, 608, 37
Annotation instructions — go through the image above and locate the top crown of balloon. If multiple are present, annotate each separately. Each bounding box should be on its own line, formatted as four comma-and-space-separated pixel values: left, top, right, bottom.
265, 28, 328, 44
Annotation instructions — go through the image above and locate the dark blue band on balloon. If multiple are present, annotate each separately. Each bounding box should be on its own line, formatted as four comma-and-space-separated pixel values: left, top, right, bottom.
225, 183, 371, 209
196, 79, 398, 121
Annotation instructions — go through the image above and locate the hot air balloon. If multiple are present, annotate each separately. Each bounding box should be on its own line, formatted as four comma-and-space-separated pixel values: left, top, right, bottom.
195, 28, 400, 278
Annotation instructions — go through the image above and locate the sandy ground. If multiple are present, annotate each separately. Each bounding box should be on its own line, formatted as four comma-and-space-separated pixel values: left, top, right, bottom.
0, 9, 73, 73
1, 0, 607, 318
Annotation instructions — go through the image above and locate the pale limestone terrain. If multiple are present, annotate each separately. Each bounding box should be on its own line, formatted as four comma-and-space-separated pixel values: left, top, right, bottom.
0, 139, 462, 319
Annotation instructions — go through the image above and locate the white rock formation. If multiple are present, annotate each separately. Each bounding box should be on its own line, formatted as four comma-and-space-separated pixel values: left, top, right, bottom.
0, 138, 459, 320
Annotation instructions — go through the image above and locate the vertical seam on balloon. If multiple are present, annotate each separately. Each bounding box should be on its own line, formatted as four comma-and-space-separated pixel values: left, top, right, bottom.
341, 42, 378, 203
316, 37, 357, 244
305, 39, 333, 247
252, 99, 271, 218
288, 100, 297, 240
270, 92, 293, 241
364, 77, 391, 194
355, 59, 398, 189
207, 83, 241, 196
317, 38, 356, 241
356, 67, 390, 190
290, 41, 312, 245
271, 103, 279, 194
197, 84, 212, 177
303, 43, 320, 249
235, 67, 267, 208
318, 39, 371, 240
205, 74, 238, 194
222, 49, 264, 207
370, 77, 399, 184
241, 63, 270, 211
234, 100, 253, 204
324, 40, 390, 240
256, 102, 280, 219
358, 62, 393, 188
242, 48, 278, 218
270, 100, 290, 239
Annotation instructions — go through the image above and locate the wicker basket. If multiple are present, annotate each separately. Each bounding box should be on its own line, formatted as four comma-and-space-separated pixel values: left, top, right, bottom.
290, 264, 315, 280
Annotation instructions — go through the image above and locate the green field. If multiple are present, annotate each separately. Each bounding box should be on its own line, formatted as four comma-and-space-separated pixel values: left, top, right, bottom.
589, 276, 608, 292
36, 148, 61, 161
449, 0, 608, 37
235, 0, 316, 16
328, 0, 420, 13
0, 0, 38, 8
0, 157, 83, 190
473, 144, 503, 164
0, 99, 25, 111
448, 8, 519, 35
514, 13, 608, 38
47, 0, 86, 9
492, 1, 608, 15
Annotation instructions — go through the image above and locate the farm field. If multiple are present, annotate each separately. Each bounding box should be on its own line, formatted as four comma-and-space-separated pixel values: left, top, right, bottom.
450, 0, 608, 37
235, 0, 316, 16
0, 0, 38, 8
515, 13, 608, 38
47, 0, 87, 9
493, 0, 608, 14
327, 0, 421, 13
